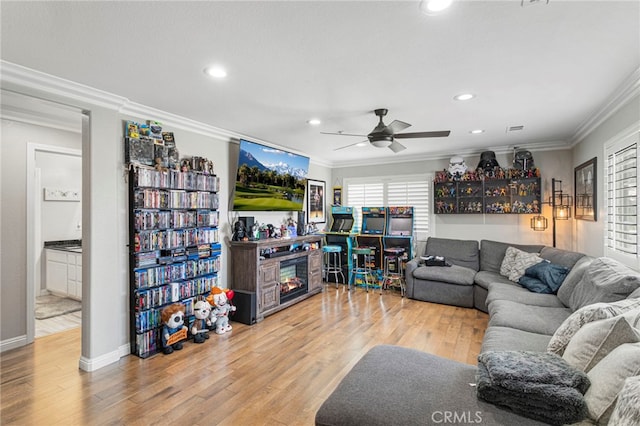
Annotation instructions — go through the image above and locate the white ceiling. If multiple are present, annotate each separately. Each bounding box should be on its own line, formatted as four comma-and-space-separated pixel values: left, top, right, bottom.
1, 1, 639, 167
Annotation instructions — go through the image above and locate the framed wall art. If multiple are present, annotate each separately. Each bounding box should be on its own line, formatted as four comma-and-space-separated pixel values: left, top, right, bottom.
332, 186, 342, 207
575, 157, 597, 221
307, 179, 326, 223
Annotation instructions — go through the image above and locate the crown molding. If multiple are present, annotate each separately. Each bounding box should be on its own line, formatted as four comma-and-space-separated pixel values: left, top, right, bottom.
571, 67, 640, 146
1, 61, 332, 168
329, 139, 571, 168
1, 61, 127, 111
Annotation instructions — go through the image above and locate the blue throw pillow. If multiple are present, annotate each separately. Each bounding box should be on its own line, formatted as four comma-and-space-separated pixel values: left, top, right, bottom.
523, 261, 570, 294
519, 275, 553, 293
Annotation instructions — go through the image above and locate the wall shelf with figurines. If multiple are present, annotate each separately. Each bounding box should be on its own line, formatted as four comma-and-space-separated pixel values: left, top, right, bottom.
434, 153, 541, 215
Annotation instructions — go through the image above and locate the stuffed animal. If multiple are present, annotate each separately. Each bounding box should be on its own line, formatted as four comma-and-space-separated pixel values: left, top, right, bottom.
161, 303, 188, 354
190, 300, 212, 343
206, 287, 236, 335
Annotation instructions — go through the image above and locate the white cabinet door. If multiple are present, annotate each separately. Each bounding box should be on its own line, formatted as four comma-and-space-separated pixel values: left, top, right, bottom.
46, 250, 68, 296
66, 253, 82, 300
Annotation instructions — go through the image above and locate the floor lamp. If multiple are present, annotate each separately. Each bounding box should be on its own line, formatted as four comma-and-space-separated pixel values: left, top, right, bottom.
530, 178, 572, 247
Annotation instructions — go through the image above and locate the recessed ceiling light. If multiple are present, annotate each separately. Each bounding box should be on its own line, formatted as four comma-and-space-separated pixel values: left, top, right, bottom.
470, 129, 484, 134
454, 93, 475, 101
419, 0, 453, 15
307, 119, 321, 126
203, 66, 227, 79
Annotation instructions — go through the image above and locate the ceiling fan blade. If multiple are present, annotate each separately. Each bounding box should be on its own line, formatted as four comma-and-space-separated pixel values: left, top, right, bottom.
321, 131, 367, 137
386, 120, 411, 134
333, 140, 368, 151
388, 140, 406, 153
394, 130, 451, 139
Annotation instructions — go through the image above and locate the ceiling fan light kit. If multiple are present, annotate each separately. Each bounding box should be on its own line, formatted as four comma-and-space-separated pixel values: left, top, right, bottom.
420, 0, 453, 15
326, 108, 451, 153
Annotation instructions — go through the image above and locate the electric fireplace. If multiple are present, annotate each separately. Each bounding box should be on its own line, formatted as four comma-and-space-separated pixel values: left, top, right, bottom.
279, 257, 308, 304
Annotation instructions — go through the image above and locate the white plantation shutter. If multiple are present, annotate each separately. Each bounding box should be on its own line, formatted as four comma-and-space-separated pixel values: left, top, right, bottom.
606, 139, 639, 261
346, 182, 384, 232
344, 175, 430, 237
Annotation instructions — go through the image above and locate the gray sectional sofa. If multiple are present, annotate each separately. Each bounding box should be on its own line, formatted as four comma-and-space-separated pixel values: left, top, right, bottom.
316, 237, 640, 426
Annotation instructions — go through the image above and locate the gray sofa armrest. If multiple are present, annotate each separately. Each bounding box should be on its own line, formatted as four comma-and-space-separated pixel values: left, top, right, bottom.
405, 257, 421, 298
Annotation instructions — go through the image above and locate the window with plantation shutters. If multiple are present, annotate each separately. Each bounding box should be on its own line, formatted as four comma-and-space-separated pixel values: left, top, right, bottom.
343, 175, 431, 238
605, 131, 639, 267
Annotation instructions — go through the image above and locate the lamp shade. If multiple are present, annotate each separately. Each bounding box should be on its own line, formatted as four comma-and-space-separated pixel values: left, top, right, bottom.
531, 215, 548, 231
554, 204, 571, 220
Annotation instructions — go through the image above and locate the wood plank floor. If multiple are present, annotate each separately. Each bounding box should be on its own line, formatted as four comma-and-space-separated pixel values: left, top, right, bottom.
1, 284, 488, 425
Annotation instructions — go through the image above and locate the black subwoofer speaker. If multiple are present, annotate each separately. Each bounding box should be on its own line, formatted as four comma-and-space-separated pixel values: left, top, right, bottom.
231, 289, 257, 325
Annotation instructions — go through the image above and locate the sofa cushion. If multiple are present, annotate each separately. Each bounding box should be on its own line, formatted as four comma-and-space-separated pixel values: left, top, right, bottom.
539, 246, 585, 269
486, 282, 566, 308
475, 270, 515, 290
608, 375, 640, 426
315, 345, 547, 426
479, 239, 544, 273
557, 256, 594, 308
562, 316, 640, 372
412, 264, 476, 286
569, 257, 640, 311
584, 342, 640, 425
488, 300, 572, 335
481, 326, 552, 353
547, 297, 640, 356
425, 237, 479, 271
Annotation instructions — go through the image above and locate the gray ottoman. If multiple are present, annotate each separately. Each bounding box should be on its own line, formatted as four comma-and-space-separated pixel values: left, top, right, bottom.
315, 345, 545, 426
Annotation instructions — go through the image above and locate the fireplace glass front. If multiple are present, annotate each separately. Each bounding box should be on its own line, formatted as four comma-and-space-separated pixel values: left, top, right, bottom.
279, 257, 308, 303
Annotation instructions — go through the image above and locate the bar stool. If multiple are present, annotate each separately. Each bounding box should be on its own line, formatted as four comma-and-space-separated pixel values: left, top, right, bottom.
383, 247, 406, 296
350, 247, 375, 292
322, 245, 344, 288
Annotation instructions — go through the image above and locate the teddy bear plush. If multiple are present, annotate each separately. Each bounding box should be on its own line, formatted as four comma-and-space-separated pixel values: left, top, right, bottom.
206, 287, 236, 335
161, 303, 188, 354
190, 299, 211, 343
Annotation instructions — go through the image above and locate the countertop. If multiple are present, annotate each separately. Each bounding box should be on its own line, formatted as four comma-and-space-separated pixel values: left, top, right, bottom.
44, 239, 82, 253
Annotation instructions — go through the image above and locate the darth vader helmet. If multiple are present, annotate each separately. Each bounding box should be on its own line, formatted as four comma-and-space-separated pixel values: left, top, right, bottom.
477, 151, 500, 171
513, 149, 535, 170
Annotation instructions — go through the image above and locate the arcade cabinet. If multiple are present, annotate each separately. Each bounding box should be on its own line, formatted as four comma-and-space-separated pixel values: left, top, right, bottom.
323, 206, 356, 284
355, 207, 386, 285
384, 206, 415, 274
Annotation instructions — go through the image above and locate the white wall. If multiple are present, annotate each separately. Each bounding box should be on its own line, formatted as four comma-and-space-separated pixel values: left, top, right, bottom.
37, 151, 82, 242
331, 149, 574, 251
572, 93, 640, 257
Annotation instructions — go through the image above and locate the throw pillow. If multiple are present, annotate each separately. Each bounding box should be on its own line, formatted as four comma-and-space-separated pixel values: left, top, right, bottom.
608, 375, 640, 426
547, 297, 640, 356
524, 261, 570, 293
508, 250, 543, 282
584, 342, 640, 425
569, 257, 640, 311
562, 316, 640, 372
557, 256, 594, 308
499, 246, 520, 277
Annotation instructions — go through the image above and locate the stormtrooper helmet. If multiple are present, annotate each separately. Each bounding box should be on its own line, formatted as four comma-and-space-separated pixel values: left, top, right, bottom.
448, 156, 468, 176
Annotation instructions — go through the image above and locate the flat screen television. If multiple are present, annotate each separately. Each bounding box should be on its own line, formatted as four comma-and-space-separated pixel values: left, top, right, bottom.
232, 139, 310, 211
362, 216, 385, 234
388, 217, 413, 236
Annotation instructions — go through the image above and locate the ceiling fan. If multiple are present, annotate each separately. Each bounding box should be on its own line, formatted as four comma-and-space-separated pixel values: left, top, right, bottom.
323, 108, 450, 153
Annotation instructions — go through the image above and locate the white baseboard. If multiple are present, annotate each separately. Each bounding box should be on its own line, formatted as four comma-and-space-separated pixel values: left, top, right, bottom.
78, 343, 130, 372
0, 335, 28, 352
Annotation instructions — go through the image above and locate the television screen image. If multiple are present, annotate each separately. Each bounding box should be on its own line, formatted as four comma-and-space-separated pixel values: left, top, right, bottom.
389, 217, 413, 236
363, 216, 385, 234
233, 139, 310, 211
